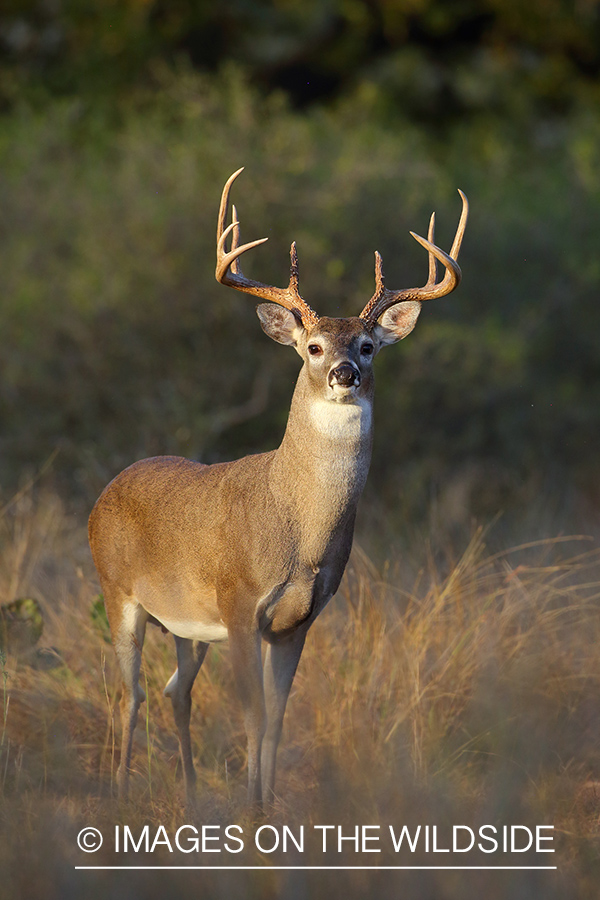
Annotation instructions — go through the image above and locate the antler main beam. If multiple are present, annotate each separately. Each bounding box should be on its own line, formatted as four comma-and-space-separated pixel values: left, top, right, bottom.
359, 190, 469, 330
216, 168, 320, 328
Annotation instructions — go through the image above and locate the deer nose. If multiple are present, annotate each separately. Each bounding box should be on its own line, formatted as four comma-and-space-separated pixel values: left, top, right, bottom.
328, 363, 360, 388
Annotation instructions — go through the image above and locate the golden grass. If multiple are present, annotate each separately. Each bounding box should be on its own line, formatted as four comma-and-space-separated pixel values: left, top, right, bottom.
1, 490, 600, 897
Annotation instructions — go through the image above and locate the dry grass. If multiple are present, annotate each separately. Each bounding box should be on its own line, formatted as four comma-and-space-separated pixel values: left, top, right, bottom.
1, 490, 600, 897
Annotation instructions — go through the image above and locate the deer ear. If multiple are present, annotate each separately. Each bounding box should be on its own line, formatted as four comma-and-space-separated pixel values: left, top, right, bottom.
372, 300, 422, 347
256, 303, 305, 346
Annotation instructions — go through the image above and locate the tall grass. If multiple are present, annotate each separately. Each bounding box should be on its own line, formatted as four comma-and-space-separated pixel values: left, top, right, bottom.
0, 490, 599, 896
0, 647, 8, 765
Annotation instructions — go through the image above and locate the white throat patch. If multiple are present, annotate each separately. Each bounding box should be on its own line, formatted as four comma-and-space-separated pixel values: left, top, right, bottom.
309, 397, 372, 440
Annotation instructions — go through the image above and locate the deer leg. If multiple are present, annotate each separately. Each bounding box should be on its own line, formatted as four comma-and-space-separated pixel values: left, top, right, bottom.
261, 629, 307, 804
110, 597, 149, 799
228, 627, 265, 807
163, 637, 209, 801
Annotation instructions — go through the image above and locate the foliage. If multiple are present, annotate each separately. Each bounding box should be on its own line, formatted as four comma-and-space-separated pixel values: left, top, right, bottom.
1, 0, 600, 121
1, 493, 600, 895
0, 596, 44, 652
90, 594, 111, 644
0, 72, 599, 533
0, 5, 598, 896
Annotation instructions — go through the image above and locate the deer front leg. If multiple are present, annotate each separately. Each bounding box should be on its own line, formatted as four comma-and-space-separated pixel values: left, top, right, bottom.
164, 637, 209, 803
261, 629, 307, 805
228, 626, 266, 807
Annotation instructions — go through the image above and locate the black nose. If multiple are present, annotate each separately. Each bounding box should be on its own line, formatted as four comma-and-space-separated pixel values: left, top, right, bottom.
329, 363, 360, 387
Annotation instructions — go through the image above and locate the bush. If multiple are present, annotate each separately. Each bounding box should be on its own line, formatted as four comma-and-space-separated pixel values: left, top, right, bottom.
1, 71, 600, 539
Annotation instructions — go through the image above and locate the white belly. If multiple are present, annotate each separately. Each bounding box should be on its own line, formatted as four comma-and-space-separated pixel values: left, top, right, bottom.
133, 577, 227, 643
153, 615, 228, 643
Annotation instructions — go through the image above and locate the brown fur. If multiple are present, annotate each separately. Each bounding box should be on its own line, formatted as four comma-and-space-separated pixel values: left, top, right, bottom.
89, 314, 387, 806
89, 194, 464, 806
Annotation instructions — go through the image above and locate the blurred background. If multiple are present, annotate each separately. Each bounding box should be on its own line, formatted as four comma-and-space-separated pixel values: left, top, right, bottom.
2, 6, 600, 898
1, 0, 600, 553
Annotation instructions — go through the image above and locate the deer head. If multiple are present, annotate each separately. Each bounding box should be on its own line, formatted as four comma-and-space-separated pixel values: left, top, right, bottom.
216, 167, 468, 371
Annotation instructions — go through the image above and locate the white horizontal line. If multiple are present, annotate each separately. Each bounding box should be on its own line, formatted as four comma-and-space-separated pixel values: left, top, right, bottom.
75, 866, 558, 871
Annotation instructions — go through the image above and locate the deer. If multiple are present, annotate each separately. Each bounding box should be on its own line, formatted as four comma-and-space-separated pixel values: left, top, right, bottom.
88, 167, 468, 807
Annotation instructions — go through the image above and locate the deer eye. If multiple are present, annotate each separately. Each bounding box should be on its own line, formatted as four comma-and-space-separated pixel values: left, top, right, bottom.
308, 344, 323, 356
361, 343, 374, 356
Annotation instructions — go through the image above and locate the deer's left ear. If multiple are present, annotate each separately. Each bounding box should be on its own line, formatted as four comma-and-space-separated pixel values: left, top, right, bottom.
256, 303, 305, 346
372, 300, 422, 347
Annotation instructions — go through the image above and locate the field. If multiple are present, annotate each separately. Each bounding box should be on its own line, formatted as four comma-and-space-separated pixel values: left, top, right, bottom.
1, 487, 600, 898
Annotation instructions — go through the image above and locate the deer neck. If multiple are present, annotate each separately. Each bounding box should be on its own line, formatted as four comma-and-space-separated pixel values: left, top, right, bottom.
270, 370, 374, 519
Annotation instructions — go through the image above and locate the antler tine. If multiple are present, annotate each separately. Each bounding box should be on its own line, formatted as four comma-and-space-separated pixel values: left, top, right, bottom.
289, 241, 299, 293
230, 204, 242, 275
359, 189, 469, 330
451, 189, 469, 259
216, 169, 268, 282
426, 211, 437, 287
215, 168, 320, 328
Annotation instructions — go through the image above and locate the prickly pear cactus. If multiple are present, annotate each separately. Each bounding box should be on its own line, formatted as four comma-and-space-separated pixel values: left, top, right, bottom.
0, 597, 44, 653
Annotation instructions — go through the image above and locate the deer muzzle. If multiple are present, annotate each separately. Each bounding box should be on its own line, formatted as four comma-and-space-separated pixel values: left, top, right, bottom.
328, 362, 361, 389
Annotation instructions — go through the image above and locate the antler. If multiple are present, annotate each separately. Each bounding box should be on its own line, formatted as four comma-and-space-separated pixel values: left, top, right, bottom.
359, 190, 469, 330
216, 168, 320, 328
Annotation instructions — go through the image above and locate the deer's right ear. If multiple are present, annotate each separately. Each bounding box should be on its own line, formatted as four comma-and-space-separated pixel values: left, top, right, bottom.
256, 303, 305, 346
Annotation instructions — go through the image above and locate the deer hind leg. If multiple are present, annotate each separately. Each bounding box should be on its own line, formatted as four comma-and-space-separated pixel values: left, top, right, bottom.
261, 629, 307, 805
108, 596, 149, 799
163, 636, 209, 801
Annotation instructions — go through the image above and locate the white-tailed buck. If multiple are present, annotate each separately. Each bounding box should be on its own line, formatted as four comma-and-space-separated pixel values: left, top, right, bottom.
89, 168, 468, 806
